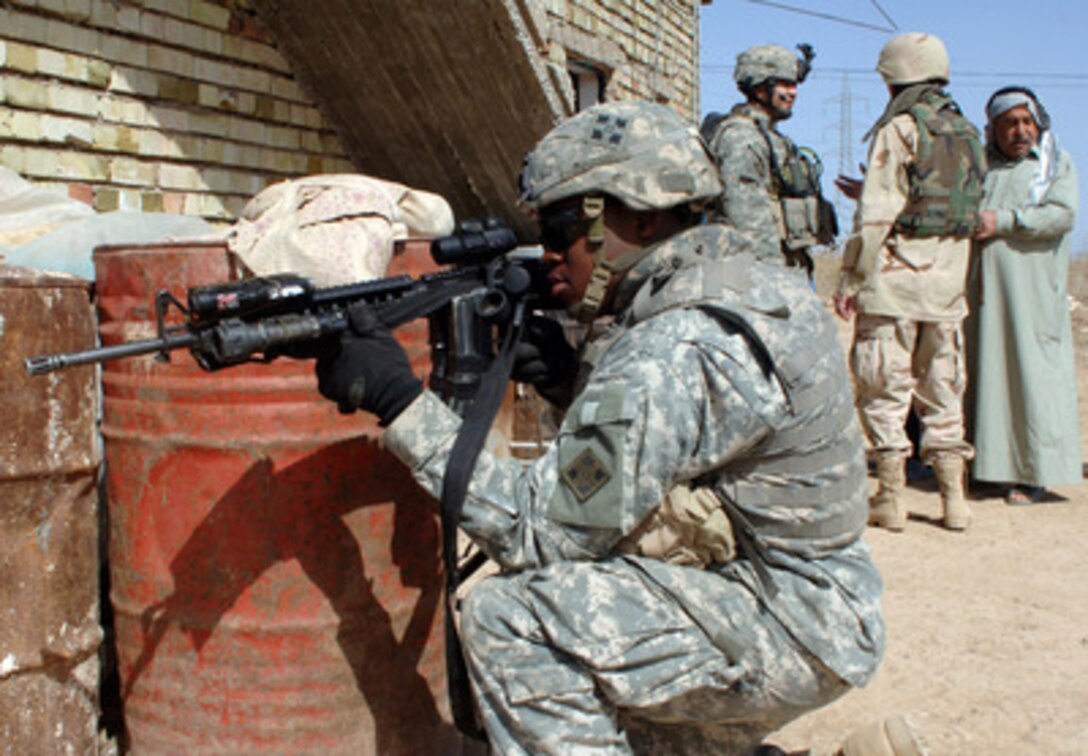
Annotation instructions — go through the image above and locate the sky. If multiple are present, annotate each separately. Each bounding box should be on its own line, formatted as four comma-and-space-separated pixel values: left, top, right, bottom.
698, 0, 1088, 252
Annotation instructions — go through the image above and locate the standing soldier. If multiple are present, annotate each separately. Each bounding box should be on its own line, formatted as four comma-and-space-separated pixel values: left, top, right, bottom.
705, 43, 837, 275
834, 32, 986, 532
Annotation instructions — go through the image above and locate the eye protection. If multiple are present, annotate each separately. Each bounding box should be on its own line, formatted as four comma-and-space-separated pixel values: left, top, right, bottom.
537, 205, 590, 252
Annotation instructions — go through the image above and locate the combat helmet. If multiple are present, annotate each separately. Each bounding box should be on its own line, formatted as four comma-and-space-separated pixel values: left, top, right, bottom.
518, 100, 721, 320
519, 100, 721, 213
877, 32, 949, 86
734, 43, 814, 93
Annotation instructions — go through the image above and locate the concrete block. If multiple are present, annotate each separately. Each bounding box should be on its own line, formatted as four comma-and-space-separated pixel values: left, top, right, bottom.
119, 188, 143, 212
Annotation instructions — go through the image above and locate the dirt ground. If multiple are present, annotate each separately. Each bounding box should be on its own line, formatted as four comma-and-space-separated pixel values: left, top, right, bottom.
763, 256, 1088, 755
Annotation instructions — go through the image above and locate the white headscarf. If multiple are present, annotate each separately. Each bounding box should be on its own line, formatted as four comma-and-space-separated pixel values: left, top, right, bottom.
986, 89, 1059, 207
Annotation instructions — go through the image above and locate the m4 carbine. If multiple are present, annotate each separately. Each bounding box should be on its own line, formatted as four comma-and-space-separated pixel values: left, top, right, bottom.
26, 219, 550, 408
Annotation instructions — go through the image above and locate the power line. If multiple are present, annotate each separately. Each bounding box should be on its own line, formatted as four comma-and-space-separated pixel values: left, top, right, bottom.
868, 0, 899, 31
745, 0, 895, 33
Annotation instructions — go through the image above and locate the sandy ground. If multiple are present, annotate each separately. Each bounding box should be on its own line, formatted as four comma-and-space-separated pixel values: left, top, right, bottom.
763, 257, 1088, 755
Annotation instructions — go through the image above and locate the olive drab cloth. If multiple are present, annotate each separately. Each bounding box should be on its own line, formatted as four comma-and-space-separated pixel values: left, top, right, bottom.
226, 174, 454, 287
967, 141, 1083, 487
384, 223, 884, 752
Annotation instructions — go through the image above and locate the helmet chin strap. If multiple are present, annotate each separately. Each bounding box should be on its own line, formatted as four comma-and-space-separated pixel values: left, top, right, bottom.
574, 195, 663, 323
575, 195, 610, 323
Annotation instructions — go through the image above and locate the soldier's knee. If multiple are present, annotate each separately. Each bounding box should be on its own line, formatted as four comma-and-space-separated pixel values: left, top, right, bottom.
460, 576, 526, 653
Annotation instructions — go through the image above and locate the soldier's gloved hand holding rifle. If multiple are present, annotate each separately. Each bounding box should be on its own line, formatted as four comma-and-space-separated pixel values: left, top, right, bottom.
315, 301, 422, 424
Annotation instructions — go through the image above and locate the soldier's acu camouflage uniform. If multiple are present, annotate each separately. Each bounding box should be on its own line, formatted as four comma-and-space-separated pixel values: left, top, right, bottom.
707, 44, 834, 274
709, 104, 805, 267
385, 222, 885, 754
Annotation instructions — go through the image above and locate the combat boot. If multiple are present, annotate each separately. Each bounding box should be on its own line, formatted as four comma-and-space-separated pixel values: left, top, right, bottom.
932, 453, 970, 531
869, 453, 906, 531
836, 714, 927, 755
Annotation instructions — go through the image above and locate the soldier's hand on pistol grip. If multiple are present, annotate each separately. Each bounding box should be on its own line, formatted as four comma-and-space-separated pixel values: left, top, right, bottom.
315, 302, 422, 425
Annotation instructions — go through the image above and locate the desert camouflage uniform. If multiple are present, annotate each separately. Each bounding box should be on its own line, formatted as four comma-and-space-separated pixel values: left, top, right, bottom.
839, 107, 976, 460
385, 223, 884, 754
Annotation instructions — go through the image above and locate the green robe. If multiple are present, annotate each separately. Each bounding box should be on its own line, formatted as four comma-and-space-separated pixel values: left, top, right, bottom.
966, 142, 1082, 487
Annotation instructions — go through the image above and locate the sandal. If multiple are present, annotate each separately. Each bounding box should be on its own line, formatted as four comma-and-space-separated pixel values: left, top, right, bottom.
1006, 485, 1048, 505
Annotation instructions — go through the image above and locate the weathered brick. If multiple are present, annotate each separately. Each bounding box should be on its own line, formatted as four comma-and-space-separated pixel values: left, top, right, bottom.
63, 0, 93, 22
87, 59, 111, 88
7, 110, 43, 140
48, 84, 99, 116
5, 42, 38, 74
57, 150, 109, 180
68, 182, 94, 206
110, 156, 156, 186
4, 77, 49, 109
42, 113, 93, 147
191, 0, 230, 30
159, 162, 204, 190
1, 144, 28, 174
94, 187, 119, 211
141, 191, 165, 212
118, 189, 142, 211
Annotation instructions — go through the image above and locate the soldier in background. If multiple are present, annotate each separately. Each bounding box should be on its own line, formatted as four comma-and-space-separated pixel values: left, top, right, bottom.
314, 100, 890, 752
834, 32, 986, 533
704, 43, 837, 276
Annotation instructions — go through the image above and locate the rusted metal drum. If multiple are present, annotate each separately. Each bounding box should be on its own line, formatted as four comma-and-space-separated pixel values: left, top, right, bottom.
97, 242, 461, 754
0, 265, 101, 753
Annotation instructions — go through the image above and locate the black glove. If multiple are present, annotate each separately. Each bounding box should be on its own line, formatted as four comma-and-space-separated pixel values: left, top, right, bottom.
512, 314, 578, 392
315, 303, 422, 426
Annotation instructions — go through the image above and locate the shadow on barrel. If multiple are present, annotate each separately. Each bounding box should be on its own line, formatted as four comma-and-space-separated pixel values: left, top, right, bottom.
117, 436, 459, 752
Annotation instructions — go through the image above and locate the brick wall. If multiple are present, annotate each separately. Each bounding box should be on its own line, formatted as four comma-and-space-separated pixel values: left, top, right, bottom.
541, 0, 702, 119
0, 0, 353, 227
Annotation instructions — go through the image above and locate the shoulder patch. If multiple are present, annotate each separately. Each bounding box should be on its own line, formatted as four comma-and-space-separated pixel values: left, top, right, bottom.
561, 448, 613, 502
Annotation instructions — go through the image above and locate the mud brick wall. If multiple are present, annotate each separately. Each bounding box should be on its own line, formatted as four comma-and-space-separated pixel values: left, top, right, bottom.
0, 0, 353, 227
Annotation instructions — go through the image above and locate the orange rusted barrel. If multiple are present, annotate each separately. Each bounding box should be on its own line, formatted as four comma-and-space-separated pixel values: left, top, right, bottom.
97, 242, 461, 754
0, 265, 102, 753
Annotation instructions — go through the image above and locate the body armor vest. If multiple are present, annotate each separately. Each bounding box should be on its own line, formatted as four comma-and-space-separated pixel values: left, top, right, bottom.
752, 119, 838, 252
592, 246, 867, 566
894, 94, 987, 237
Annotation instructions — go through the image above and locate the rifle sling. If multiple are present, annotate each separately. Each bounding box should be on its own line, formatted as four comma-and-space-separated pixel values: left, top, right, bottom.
438, 311, 525, 741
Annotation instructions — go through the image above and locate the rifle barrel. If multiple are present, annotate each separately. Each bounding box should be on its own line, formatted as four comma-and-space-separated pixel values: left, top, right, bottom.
24, 331, 199, 376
